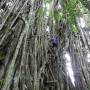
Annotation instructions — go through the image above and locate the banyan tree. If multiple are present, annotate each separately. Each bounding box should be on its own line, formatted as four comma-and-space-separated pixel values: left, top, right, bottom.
0, 0, 90, 90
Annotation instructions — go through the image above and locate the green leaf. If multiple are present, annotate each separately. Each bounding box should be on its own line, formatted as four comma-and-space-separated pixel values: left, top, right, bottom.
72, 24, 78, 33
37, 8, 46, 17
45, 0, 52, 3
54, 11, 64, 22
0, 79, 5, 86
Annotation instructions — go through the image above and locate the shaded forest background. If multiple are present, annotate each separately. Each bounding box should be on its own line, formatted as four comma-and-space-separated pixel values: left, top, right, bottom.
0, 0, 90, 90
